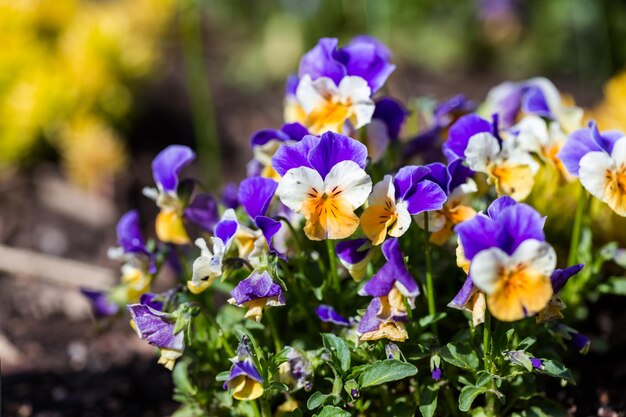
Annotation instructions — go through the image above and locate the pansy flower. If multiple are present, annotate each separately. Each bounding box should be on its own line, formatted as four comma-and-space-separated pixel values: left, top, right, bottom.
536, 264, 584, 323
483, 77, 583, 133
234, 176, 283, 265
143, 145, 219, 244
414, 160, 477, 245
357, 239, 418, 342
315, 304, 351, 327
224, 336, 264, 401
248, 122, 309, 180
128, 303, 185, 370
273, 132, 372, 240
188, 209, 238, 294
285, 36, 395, 134
557, 122, 626, 216
228, 270, 285, 322
444, 114, 539, 201
512, 115, 572, 179
278, 347, 313, 391
361, 165, 447, 245
107, 210, 156, 302
335, 238, 373, 281
454, 196, 556, 322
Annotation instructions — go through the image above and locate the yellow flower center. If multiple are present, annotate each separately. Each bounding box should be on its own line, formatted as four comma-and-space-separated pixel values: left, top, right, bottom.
301, 185, 359, 240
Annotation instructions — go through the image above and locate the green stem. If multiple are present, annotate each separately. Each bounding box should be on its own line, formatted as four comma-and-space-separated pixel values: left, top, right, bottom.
276, 216, 303, 256
483, 309, 496, 413
423, 213, 438, 336
567, 187, 587, 266
326, 239, 340, 292
261, 399, 272, 417
265, 309, 282, 353
251, 400, 262, 417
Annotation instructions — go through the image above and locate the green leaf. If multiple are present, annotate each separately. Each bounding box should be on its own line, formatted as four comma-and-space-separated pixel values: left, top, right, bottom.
322, 333, 351, 373
307, 391, 332, 410
517, 336, 537, 351
316, 406, 350, 417
440, 343, 480, 371
539, 359, 575, 385
358, 359, 417, 390
418, 312, 447, 328
172, 362, 197, 395
458, 386, 488, 412
215, 370, 230, 382
418, 385, 439, 417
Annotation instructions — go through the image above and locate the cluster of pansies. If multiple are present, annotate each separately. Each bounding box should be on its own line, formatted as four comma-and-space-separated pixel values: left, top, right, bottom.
83, 36, 625, 416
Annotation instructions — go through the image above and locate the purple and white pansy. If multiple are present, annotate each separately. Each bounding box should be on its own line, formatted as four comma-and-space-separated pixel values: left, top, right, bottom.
228, 270, 285, 322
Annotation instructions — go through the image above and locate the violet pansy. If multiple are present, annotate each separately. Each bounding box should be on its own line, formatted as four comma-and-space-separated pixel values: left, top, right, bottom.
187, 209, 238, 294
273, 132, 372, 241
128, 303, 185, 371
224, 336, 264, 401
360, 165, 446, 245
336, 238, 373, 281
228, 270, 285, 322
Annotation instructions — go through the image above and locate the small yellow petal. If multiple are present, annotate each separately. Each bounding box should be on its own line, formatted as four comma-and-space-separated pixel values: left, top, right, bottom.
230, 376, 264, 401
490, 164, 535, 201
487, 268, 553, 322
360, 204, 395, 245
156, 209, 190, 245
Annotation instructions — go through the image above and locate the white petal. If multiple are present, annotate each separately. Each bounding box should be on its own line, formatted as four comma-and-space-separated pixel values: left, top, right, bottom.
465, 132, 501, 173
579, 151, 614, 201
469, 247, 510, 295
610, 136, 626, 165
368, 175, 395, 206
504, 148, 540, 174
296, 74, 339, 114
195, 237, 213, 257
388, 200, 411, 238
510, 239, 556, 276
324, 160, 372, 208
277, 166, 324, 212
514, 115, 549, 152
338, 76, 374, 129
448, 178, 478, 202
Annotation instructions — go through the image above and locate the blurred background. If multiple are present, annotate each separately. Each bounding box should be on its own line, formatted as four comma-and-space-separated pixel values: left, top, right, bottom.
3, 0, 626, 416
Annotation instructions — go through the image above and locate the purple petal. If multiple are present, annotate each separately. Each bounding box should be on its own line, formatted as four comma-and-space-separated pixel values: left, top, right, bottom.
285, 74, 299, 96
128, 304, 184, 351
431, 366, 443, 381
447, 159, 475, 193
490, 82, 522, 128
557, 121, 623, 176
214, 215, 238, 245
373, 97, 408, 139
443, 114, 492, 162
226, 359, 264, 385
239, 177, 278, 219
424, 163, 450, 192
521, 86, 552, 118
81, 289, 119, 317
551, 264, 584, 293
281, 122, 309, 141
486, 196, 518, 220
298, 38, 346, 85
116, 210, 146, 253
230, 271, 284, 305
250, 128, 292, 148
184, 193, 219, 232
530, 357, 543, 369
455, 215, 500, 260
255, 216, 283, 258
569, 332, 590, 354
271, 135, 320, 177
336, 37, 395, 93
315, 305, 350, 326
307, 132, 368, 179
434, 94, 476, 123
152, 145, 195, 193
448, 277, 475, 310
393, 165, 431, 200
404, 180, 447, 215
497, 202, 546, 254
222, 183, 239, 209
360, 238, 418, 297
357, 298, 383, 334
139, 293, 164, 311
336, 238, 371, 265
